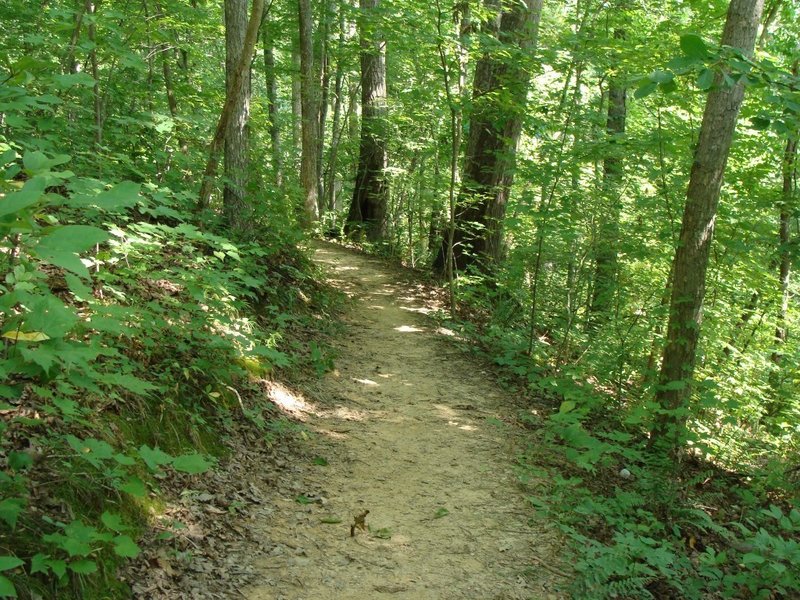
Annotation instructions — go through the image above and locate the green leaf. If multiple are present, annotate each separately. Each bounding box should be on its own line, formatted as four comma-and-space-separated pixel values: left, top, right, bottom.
113, 453, 136, 466
750, 116, 771, 130
650, 70, 674, 84
559, 400, 576, 413
0, 499, 25, 530
118, 476, 147, 498
112, 374, 157, 395
138, 445, 173, 471
112, 535, 140, 558
68, 559, 97, 574
71, 181, 141, 210
22, 295, 78, 338
30, 554, 49, 575
34, 225, 109, 278
370, 527, 392, 540
64, 273, 93, 300
22, 152, 50, 175
0, 557, 23, 571
0, 177, 47, 218
312, 456, 329, 466
680, 33, 709, 59
0, 575, 16, 598
320, 516, 342, 524
47, 559, 66, 579
433, 507, 450, 519
7, 452, 32, 472
51, 73, 96, 89
171, 453, 212, 474
101, 512, 129, 533
741, 552, 766, 565
634, 81, 658, 99
696, 68, 715, 90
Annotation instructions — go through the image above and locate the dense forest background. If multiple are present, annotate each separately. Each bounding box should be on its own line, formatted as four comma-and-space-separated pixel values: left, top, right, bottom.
1, 0, 799, 597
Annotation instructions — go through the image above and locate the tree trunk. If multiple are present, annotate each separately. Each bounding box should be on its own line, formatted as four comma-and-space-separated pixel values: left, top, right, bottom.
291, 44, 302, 161
651, 0, 764, 447
299, 0, 320, 224
433, 0, 543, 273
316, 0, 334, 213
590, 28, 627, 324
223, 0, 254, 231
263, 14, 283, 187
64, 0, 88, 74
771, 135, 797, 365
324, 9, 347, 213
345, 0, 389, 242
88, 1, 103, 151
197, 0, 265, 219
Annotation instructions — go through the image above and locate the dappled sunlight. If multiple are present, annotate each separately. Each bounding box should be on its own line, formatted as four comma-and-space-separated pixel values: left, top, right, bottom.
353, 377, 379, 386
433, 404, 480, 433
368, 305, 386, 310
400, 305, 434, 315
395, 325, 424, 333
329, 406, 367, 421
266, 381, 313, 421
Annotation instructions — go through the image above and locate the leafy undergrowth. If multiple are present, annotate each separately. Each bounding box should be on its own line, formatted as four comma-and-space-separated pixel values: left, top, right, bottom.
0, 149, 340, 598
434, 286, 800, 600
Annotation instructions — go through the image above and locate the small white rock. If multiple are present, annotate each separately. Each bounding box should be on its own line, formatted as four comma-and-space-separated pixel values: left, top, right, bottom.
619, 468, 632, 479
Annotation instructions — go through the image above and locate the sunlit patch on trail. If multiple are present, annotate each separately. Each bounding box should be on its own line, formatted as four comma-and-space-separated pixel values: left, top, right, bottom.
353, 377, 379, 386
399, 305, 434, 315
395, 325, 424, 333
266, 382, 313, 420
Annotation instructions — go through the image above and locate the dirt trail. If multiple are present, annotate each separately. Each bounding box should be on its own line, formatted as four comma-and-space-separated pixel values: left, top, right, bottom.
244, 242, 567, 600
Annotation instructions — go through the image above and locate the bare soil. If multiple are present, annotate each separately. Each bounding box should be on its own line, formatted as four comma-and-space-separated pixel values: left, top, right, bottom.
242, 242, 568, 600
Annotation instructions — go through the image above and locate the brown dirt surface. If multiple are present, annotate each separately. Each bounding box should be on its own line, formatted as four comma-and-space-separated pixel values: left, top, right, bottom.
241, 242, 569, 600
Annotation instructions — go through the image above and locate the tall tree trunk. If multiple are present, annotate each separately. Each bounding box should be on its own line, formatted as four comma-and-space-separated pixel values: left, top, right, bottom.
223, 0, 254, 231
64, 0, 88, 74
88, 1, 103, 151
325, 10, 347, 213
263, 14, 283, 187
299, 0, 320, 223
316, 0, 334, 213
345, 0, 389, 242
771, 135, 797, 365
197, 0, 265, 218
291, 44, 303, 162
651, 0, 764, 447
151, 0, 186, 155
590, 28, 627, 324
433, 0, 543, 273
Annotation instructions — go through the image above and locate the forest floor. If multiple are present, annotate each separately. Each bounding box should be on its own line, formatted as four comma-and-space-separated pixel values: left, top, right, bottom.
236, 241, 569, 599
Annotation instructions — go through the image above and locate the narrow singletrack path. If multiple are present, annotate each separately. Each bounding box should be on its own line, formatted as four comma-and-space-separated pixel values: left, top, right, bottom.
244, 242, 566, 600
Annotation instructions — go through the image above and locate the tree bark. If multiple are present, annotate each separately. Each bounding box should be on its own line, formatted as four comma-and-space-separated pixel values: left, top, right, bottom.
263, 13, 283, 187
590, 28, 627, 324
299, 0, 320, 223
771, 136, 797, 365
88, 1, 103, 151
433, 0, 543, 273
651, 0, 764, 447
316, 0, 334, 212
223, 0, 254, 231
345, 0, 389, 242
324, 7, 347, 213
291, 43, 302, 161
197, 0, 265, 220
64, 0, 89, 74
